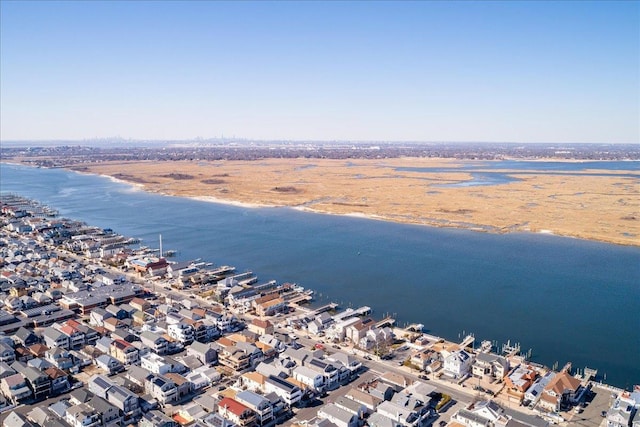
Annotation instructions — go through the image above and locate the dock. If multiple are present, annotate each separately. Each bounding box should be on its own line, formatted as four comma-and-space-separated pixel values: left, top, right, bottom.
311, 303, 339, 315
288, 293, 313, 305
375, 316, 396, 328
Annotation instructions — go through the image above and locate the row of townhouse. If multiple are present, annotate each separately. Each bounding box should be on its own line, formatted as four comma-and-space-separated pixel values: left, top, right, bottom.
0, 361, 58, 403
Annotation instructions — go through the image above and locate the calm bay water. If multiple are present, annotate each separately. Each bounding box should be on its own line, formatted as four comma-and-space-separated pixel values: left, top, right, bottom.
1, 162, 638, 388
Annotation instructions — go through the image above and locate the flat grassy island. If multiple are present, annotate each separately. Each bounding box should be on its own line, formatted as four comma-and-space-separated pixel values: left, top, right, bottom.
59, 157, 639, 247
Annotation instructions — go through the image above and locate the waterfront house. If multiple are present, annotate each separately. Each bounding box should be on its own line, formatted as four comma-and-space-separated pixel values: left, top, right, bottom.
327, 317, 360, 342
524, 371, 556, 405
308, 312, 334, 335
346, 318, 376, 344
505, 365, 538, 401
359, 326, 394, 352
472, 353, 510, 380
537, 372, 584, 412
443, 349, 473, 380
254, 296, 286, 317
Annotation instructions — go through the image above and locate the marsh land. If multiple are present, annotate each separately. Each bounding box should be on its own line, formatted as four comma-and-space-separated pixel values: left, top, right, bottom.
68, 157, 640, 246
3, 143, 638, 246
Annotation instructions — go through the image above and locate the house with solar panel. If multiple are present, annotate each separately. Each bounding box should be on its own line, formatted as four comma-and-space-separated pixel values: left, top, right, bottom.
443, 349, 473, 380
264, 375, 303, 407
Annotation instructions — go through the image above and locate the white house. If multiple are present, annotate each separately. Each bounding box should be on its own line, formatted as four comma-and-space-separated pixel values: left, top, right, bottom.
293, 365, 326, 393
443, 349, 473, 379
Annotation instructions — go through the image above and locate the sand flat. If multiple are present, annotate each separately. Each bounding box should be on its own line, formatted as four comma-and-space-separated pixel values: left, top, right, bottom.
68, 157, 639, 246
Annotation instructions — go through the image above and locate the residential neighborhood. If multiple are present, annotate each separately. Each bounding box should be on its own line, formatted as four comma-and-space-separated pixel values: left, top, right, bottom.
0, 194, 637, 427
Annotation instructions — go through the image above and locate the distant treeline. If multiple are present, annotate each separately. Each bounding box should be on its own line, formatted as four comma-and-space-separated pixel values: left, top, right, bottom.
1, 142, 638, 167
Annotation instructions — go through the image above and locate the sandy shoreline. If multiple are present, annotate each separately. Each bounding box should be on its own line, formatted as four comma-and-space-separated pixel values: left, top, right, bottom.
4, 158, 639, 247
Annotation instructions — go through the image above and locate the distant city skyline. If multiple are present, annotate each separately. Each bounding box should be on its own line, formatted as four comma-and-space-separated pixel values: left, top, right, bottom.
1, 1, 638, 143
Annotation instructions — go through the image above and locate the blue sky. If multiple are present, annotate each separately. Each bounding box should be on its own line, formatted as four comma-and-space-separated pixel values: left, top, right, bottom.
1, 1, 638, 143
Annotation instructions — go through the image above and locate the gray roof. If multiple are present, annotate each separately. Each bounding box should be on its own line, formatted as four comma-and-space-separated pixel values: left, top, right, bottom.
236, 390, 270, 409
69, 388, 94, 404
42, 327, 65, 341
140, 330, 163, 342
107, 384, 137, 404
335, 396, 365, 414
2, 411, 34, 427
189, 341, 214, 354
96, 354, 119, 364
27, 407, 50, 425
87, 396, 117, 414
319, 403, 357, 423
23, 366, 48, 382
503, 407, 550, 427
266, 375, 299, 393
127, 365, 152, 383
367, 412, 399, 427
48, 399, 72, 418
